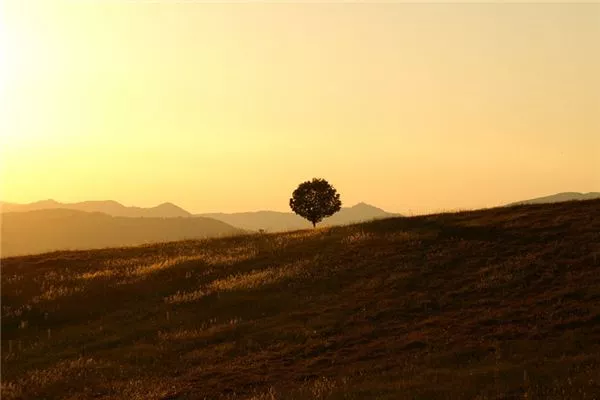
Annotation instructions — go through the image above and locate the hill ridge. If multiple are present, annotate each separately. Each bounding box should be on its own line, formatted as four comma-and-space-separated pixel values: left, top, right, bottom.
506, 191, 600, 206
1, 200, 397, 231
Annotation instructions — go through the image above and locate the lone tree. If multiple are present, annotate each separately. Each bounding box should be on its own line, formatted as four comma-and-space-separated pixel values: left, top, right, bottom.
289, 178, 342, 228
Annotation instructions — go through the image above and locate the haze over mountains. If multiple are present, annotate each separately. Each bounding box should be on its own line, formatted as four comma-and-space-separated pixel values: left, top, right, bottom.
0, 200, 398, 257
0, 199, 191, 218
2, 191, 596, 225
0, 209, 242, 258
200, 202, 399, 231
0, 200, 399, 231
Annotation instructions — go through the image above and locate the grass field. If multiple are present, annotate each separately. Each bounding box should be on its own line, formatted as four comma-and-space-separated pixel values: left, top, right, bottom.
2, 200, 600, 399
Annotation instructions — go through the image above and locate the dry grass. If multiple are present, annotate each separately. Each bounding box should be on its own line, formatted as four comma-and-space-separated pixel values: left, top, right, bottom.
209, 259, 311, 292
2, 199, 600, 399
31, 284, 84, 303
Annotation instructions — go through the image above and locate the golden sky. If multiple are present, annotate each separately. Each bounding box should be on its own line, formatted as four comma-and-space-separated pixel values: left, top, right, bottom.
1, 1, 599, 214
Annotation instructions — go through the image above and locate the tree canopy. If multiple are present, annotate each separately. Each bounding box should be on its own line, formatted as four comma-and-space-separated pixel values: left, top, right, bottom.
289, 178, 342, 228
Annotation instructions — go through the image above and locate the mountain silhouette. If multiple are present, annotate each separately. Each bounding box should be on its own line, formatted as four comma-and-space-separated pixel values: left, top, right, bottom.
506, 192, 600, 206
1, 200, 397, 232
1, 209, 243, 258
1, 200, 192, 218
199, 203, 399, 232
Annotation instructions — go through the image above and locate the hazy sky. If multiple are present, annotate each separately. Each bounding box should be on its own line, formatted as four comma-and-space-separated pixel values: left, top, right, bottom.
1, 1, 598, 214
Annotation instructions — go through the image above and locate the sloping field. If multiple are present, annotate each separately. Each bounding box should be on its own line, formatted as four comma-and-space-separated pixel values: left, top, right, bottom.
2, 200, 599, 399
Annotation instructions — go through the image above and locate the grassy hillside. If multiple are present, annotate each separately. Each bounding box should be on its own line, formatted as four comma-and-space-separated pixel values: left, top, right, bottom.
2, 200, 600, 399
0, 209, 243, 257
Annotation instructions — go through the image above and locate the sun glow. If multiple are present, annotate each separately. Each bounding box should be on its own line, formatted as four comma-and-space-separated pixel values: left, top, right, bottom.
1, 2, 598, 213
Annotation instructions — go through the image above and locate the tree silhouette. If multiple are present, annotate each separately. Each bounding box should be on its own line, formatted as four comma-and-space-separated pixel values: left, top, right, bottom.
289, 178, 342, 228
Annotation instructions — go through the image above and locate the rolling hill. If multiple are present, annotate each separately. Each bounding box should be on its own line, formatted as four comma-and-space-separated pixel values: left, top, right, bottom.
506, 191, 600, 206
2, 199, 599, 399
199, 202, 399, 232
0, 209, 243, 257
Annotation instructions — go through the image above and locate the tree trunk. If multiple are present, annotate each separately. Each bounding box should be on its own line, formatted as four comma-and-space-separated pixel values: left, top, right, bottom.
312, 221, 316, 228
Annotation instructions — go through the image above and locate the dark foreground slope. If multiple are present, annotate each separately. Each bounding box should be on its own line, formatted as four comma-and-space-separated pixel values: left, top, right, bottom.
1, 200, 599, 399
0, 209, 243, 257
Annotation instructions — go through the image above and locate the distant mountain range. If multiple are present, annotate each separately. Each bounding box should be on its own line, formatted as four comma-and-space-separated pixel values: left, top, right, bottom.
0, 200, 399, 232
198, 202, 399, 232
505, 192, 600, 207
0, 199, 191, 218
0, 200, 398, 256
1, 209, 242, 258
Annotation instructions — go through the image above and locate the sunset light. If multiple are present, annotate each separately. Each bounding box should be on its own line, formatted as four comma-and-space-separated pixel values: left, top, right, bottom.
2, 2, 599, 398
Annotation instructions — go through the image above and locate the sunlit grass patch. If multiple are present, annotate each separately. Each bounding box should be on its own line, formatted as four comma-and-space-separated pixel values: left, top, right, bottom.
131, 258, 182, 276
2, 304, 32, 318
158, 318, 242, 341
35, 270, 73, 284
202, 248, 258, 266
208, 260, 310, 293
79, 268, 118, 280
254, 229, 330, 254
28, 357, 99, 385
83, 250, 257, 282
78, 256, 172, 281
0, 382, 23, 399
102, 256, 153, 269
247, 376, 343, 400
164, 288, 211, 304
31, 285, 84, 303
1, 357, 108, 399
341, 229, 374, 245
81, 254, 213, 281
102, 377, 182, 400
164, 260, 311, 304
283, 229, 327, 241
